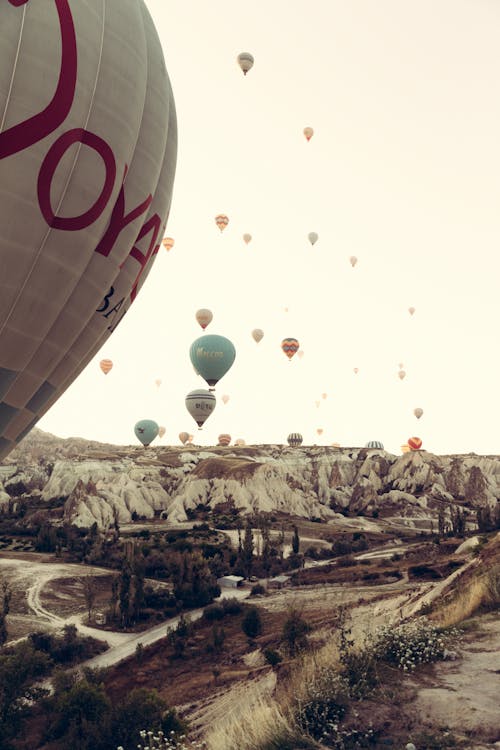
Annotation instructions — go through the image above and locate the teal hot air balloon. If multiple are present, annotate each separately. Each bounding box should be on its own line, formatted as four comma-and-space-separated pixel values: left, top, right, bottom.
189, 335, 236, 388
134, 420, 159, 447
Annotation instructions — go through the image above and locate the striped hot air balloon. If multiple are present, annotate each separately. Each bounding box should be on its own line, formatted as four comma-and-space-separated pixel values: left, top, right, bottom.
408, 437, 423, 450
366, 441, 384, 450
218, 433, 231, 446
281, 337, 299, 360
162, 237, 174, 251
287, 433, 303, 446
179, 432, 189, 445
99, 359, 113, 375
215, 214, 229, 232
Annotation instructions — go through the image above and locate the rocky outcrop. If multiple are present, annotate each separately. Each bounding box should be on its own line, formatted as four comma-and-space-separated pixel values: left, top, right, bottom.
0, 430, 499, 529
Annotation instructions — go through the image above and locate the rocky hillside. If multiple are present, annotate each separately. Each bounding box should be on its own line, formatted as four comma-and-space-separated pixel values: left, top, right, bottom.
0, 429, 498, 530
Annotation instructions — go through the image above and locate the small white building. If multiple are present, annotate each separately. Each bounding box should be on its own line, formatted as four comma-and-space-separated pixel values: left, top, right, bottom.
217, 575, 245, 588
94, 612, 107, 625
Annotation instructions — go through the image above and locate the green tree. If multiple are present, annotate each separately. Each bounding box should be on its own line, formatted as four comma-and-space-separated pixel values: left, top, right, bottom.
242, 521, 254, 577
241, 605, 262, 639
82, 574, 98, 624
0, 577, 12, 646
112, 688, 167, 750
281, 605, 310, 656
292, 525, 300, 555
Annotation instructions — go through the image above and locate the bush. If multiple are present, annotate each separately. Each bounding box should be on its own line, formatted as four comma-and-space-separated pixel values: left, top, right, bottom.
250, 583, 266, 596
264, 648, 282, 667
221, 597, 243, 615
372, 621, 460, 672
241, 606, 262, 639
202, 603, 225, 621
295, 667, 350, 742
336, 555, 357, 568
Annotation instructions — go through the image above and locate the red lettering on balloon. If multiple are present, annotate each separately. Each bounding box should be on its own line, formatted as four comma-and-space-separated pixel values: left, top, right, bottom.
0, 0, 77, 159
127, 213, 162, 302
37, 128, 116, 230
94, 168, 153, 258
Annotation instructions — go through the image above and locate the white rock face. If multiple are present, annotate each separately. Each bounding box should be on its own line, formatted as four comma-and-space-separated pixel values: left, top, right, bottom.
2, 430, 499, 530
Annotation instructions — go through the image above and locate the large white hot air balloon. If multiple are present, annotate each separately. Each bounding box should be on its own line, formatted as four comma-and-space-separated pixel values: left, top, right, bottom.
185, 389, 216, 429
0, 1, 177, 460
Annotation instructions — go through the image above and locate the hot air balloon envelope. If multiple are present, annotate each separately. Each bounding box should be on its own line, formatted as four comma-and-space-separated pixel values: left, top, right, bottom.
222, 394, 230, 405
189, 335, 236, 387
195, 309, 213, 330
158, 426, 166, 438
100, 359, 113, 375
366, 441, 384, 450
349, 256, 358, 267
162, 237, 175, 251
287, 433, 303, 446
303, 127, 314, 141
218, 433, 231, 446
134, 420, 159, 447
408, 436, 423, 450
215, 214, 229, 232
413, 408, 423, 419
179, 431, 189, 445
0, 0, 176, 461
308, 232, 318, 246
281, 338, 300, 360
243, 233, 252, 244
237, 52, 254, 75
185, 389, 216, 428
252, 329, 264, 343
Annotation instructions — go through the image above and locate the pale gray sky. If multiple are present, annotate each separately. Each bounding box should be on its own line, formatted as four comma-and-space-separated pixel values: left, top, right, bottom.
40, 0, 500, 454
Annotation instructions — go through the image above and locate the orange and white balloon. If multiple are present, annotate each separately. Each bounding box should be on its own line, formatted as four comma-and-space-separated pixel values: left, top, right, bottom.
215, 214, 229, 232
218, 433, 231, 446
281, 338, 300, 360
99, 359, 113, 375
162, 237, 174, 251
303, 127, 314, 141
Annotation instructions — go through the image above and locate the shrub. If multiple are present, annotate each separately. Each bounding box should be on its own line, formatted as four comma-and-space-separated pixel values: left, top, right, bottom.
371, 621, 460, 672
295, 667, 350, 742
281, 606, 310, 656
250, 583, 266, 596
221, 597, 243, 615
241, 606, 262, 639
263, 648, 282, 667
202, 603, 225, 621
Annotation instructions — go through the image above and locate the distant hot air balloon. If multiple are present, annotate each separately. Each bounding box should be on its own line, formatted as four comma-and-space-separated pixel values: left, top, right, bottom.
190, 335, 236, 388
303, 127, 314, 141
222, 394, 230, 405
366, 441, 384, 450
252, 329, 264, 343
162, 237, 175, 252
243, 233, 252, 244
413, 408, 424, 419
100, 359, 113, 375
155, 378, 162, 388
0, 0, 177, 461
283, 307, 289, 313
215, 214, 229, 232
349, 256, 358, 267
401, 444, 411, 454
408, 307, 416, 316
308, 232, 318, 246
187, 434, 194, 443
281, 338, 300, 360
134, 420, 159, 447
179, 431, 189, 445
316, 428, 324, 436
235, 438, 246, 447
298, 350, 305, 360
398, 362, 404, 370
237, 52, 254, 75
321, 393, 327, 400
195, 308, 213, 330
353, 367, 359, 374
398, 370, 406, 380
185, 389, 216, 428
331, 442, 341, 448
288, 433, 303, 447
158, 426, 166, 438
315, 400, 320, 408
408, 436, 423, 451
218, 433, 231, 446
